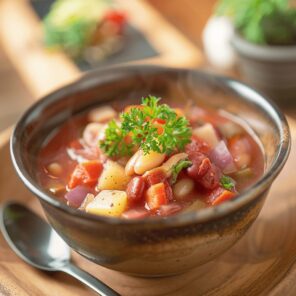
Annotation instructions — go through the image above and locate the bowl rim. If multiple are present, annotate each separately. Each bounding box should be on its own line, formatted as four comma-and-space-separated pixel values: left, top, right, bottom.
10, 64, 291, 227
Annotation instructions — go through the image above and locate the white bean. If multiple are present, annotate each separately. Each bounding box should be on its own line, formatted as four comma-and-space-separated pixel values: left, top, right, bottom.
173, 178, 194, 200
125, 150, 141, 176
47, 162, 63, 176
134, 150, 165, 175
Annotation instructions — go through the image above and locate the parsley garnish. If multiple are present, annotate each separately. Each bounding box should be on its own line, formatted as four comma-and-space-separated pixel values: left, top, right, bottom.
99, 120, 133, 157
220, 175, 236, 191
100, 96, 192, 157
171, 160, 192, 184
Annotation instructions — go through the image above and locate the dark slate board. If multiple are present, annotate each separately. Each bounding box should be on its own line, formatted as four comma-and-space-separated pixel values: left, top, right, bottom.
30, 0, 159, 71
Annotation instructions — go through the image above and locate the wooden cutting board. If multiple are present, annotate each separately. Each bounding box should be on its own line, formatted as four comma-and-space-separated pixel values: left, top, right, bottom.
0, 118, 295, 296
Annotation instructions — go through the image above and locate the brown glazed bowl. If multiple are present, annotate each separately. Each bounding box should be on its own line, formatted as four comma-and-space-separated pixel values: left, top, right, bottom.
11, 65, 290, 277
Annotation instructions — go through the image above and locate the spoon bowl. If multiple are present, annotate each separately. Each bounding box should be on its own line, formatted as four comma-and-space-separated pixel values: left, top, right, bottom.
0, 202, 119, 296
0, 203, 70, 271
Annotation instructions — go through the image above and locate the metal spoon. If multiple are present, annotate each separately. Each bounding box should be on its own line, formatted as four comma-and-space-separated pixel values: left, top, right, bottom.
0, 202, 120, 296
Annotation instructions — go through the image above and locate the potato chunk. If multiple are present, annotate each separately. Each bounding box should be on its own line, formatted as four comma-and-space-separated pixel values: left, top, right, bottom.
98, 160, 131, 190
193, 123, 219, 148
86, 190, 127, 217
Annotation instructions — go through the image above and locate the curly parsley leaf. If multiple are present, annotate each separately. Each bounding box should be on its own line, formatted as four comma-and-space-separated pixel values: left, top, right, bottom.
100, 96, 192, 157
99, 120, 133, 157
220, 175, 236, 191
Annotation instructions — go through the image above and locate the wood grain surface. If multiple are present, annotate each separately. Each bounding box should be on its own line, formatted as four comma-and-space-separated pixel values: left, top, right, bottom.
0, 119, 295, 296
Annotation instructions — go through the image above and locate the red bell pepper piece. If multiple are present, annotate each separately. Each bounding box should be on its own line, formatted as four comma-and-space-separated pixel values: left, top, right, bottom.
146, 182, 170, 210
209, 187, 236, 205
68, 161, 103, 189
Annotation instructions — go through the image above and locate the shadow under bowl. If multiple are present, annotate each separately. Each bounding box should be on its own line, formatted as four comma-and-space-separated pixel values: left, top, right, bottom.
10, 65, 290, 277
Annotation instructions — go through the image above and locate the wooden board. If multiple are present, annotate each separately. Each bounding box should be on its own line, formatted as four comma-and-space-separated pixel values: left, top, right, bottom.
0, 119, 296, 295
0, 0, 202, 99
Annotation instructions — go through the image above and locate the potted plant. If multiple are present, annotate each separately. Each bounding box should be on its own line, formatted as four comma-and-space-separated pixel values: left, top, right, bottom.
216, 0, 296, 100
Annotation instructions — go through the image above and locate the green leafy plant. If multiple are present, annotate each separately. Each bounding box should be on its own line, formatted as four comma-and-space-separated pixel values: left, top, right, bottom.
100, 96, 192, 157
216, 0, 296, 45
43, 0, 110, 57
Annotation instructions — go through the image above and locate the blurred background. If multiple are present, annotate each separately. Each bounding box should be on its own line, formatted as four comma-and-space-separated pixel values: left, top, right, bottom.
0, 0, 295, 131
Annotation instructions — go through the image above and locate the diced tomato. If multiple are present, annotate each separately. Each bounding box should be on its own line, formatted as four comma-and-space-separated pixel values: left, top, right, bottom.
187, 152, 221, 190
126, 176, 146, 203
104, 11, 126, 25
186, 137, 210, 156
208, 187, 236, 205
198, 158, 211, 176
146, 182, 169, 210
144, 168, 167, 186
68, 161, 103, 189
104, 11, 126, 34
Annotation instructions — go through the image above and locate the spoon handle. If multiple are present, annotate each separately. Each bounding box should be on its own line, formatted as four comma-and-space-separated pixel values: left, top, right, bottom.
61, 262, 120, 296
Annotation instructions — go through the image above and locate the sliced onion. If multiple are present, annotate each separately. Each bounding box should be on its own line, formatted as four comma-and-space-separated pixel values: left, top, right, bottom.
65, 186, 92, 208
83, 123, 104, 147
122, 208, 149, 219
210, 141, 236, 174
157, 203, 183, 217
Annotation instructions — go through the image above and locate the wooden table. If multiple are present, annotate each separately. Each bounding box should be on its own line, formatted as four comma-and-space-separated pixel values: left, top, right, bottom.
1, 1, 296, 295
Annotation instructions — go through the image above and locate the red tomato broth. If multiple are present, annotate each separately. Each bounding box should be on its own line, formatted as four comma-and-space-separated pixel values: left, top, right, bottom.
37, 102, 264, 218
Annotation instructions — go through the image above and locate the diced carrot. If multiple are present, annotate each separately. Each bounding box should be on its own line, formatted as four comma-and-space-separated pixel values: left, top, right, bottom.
124, 132, 133, 144
146, 182, 169, 210
152, 118, 165, 135
68, 161, 103, 189
209, 187, 236, 205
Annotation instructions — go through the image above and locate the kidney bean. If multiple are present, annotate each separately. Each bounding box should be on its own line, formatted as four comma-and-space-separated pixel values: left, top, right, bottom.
199, 163, 221, 190
126, 176, 146, 203
164, 180, 173, 201
144, 168, 167, 186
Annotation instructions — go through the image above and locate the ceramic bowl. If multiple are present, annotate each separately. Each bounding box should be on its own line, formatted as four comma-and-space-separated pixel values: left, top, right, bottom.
10, 65, 290, 277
